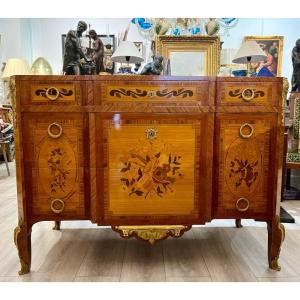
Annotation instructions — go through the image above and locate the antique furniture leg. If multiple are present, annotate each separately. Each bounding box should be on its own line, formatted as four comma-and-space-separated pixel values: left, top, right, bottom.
14, 222, 32, 275
267, 216, 285, 271
235, 219, 243, 228
53, 221, 61, 230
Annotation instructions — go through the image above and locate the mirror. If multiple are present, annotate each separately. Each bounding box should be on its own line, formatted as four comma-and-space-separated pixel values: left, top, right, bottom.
155, 36, 220, 76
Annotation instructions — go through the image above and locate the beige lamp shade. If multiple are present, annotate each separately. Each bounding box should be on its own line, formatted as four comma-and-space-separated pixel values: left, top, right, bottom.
2, 58, 31, 78
31, 57, 53, 75
232, 41, 267, 64
111, 41, 144, 64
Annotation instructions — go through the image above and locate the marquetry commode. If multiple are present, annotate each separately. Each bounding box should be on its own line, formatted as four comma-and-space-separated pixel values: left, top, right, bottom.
12, 75, 285, 275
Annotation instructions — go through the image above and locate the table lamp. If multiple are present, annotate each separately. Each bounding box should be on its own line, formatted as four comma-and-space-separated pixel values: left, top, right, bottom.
232, 41, 266, 76
1, 58, 31, 105
111, 41, 144, 74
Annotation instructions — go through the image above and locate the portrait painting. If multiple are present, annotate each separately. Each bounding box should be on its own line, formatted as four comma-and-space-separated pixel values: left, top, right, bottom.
244, 36, 284, 76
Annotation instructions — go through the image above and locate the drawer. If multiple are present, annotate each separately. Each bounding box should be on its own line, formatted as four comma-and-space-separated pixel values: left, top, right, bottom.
217, 81, 278, 107
214, 114, 277, 218
20, 81, 82, 105
22, 113, 88, 219
93, 78, 214, 108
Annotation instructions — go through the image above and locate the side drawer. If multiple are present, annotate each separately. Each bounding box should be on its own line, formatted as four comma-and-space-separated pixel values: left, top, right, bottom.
22, 113, 89, 219
217, 81, 279, 107
19, 81, 82, 106
214, 114, 277, 219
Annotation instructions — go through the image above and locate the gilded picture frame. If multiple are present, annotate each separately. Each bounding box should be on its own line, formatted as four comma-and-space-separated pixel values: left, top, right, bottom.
155, 35, 220, 76
244, 36, 284, 76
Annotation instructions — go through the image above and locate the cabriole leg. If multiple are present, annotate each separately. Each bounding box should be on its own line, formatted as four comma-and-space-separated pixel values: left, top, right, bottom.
267, 216, 285, 271
53, 221, 61, 230
14, 222, 32, 275
235, 219, 243, 228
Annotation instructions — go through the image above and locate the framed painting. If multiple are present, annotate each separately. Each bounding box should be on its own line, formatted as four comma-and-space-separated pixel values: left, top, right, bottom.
155, 35, 220, 76
61, 34, 116, 60
244, 36, 284, 76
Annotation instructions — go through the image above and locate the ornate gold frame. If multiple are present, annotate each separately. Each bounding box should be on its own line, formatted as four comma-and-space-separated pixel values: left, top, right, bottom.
155, 35, 220, 76
244, 36, 284, 76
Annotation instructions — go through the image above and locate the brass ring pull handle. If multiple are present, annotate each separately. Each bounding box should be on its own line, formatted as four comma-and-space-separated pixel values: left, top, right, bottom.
239, 123, 254, 139
48, 123, 63, 139
241, 88, 255, 102
45, 87, 60, 101
236, 197, 250, 212
50, 199, 65, 214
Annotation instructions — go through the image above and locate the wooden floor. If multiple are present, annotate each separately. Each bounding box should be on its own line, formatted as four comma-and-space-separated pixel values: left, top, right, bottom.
1, 162, 300, 282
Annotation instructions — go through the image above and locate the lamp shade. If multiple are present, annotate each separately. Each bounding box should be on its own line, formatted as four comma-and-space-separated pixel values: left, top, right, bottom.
2, 58, 31, 78
111, 41, 144, 64
232, 41, 267, 64
31, 57, 53, 75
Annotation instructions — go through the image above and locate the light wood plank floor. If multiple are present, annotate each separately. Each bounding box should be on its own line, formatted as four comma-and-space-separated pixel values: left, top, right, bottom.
1, 162, 300, 282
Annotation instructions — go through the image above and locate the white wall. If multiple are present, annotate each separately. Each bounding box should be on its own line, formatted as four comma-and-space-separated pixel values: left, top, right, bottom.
1, 18, 300, 85
0, 19, 23, 63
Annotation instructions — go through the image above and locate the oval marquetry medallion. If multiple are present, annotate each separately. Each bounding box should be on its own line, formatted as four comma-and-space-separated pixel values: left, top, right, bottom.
225, 138, 262, 196
38, 137, 77, 199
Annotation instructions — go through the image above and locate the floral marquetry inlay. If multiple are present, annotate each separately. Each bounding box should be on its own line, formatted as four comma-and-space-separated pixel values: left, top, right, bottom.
38, 138, 77, 199
229, 158, 259, 189
119, 140, 183, 199
48, 148, 72, 194
107, 122, 198, 217
225, 138, 262, 196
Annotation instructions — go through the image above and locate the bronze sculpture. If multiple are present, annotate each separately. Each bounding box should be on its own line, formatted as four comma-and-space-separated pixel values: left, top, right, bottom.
89, 30, 104, 74
140, 55, 163, 75
63, 20, 92, 75
292, 39, 300, 92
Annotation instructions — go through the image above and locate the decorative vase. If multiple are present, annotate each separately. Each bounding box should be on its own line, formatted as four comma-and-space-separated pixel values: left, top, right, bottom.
31, 57, 53, 75
205, 18, 220, 36
154, 18, 170, 36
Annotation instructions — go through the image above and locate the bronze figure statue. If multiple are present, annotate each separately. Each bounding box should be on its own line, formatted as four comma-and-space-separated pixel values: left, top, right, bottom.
63, 20, 92, 75
89, 29, 104, 74
140, 55, 163, 75
292, 39, 300, 92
